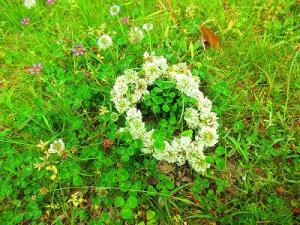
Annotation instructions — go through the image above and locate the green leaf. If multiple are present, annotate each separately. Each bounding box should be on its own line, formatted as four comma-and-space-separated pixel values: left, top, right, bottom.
152, 105, 160, 113
73, 175, 84, 186
126, 196, 138, 209
181, 130, 193, 138
162, 104, 170, 112
215, 146, 226, 156
115, 196, 125, 207
146, 210, 156, 220
120, 207, 133, 219
216, 158, 225, 170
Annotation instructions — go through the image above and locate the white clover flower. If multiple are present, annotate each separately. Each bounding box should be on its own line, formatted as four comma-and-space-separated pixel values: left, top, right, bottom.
118, 127, 126, 134
129, 27, 144, 44
188, 150, 210, 174
24, 0, 36, 9
126, 107, 142, 121
184, 107, 200, 129
134, 78, 148, 93
112, 82, 128, 98
142, 23, 153, 32
141, 130, 154, 154
142, 54, 168, 84
198, 126, 218, 147
109, 5, 120, 16
48, 139, 65, 154
200, 112, 219, 129
98, 34, 113, 50
128, 119, 145, 140
198, 97, 212, 114
113, 97, 130, 113
124, 69, 139, 83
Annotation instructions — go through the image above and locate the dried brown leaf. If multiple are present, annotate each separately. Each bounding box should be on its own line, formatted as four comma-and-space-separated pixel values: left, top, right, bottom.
199, 25, 221, 49
156, 160, 175, 174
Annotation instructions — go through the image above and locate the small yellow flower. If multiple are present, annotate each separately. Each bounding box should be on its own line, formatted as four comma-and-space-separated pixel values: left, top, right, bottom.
67, 192, 84, 207
99, 106, 109, 115
46, 165, 58, 180
37, 140, 49, 150
34, 162, 44, 171
46, 203, 59, 209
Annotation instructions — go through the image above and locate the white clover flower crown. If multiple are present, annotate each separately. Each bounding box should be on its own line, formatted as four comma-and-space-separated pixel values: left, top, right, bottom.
111, 52, 219, 173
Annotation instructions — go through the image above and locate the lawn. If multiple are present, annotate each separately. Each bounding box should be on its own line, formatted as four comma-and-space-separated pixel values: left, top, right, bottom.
0, 0, 299, 224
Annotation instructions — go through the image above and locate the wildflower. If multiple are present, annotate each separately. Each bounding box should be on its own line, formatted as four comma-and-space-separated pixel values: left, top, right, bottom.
126, 107, 142, 121
110, 112, 119, 121
121, 17, 129, 24
48, 139, 65, 154
113, 97, 130, 113
24, 0, 36, 9
200, 112, 219, 129
128, 119, 145, 140
21, 18, 30, 26
142, 23, 153, 32
124, 69, 139, 83
59, 149, 68, 159
68, 192, 84, 207
198, 126, 218, 147
99, 106, 109, 115
184, 107, 200, 129
98, 34, 113, 50
109, 5, 120, 16
40, 187, 49, 194
37, 140, 49, 150
46, 203, 59, 209
72, 44, 86, 56
46, 0, 55, 4
185, 4, 196, 18
129, 27, 144, 44
103, 138, 114, 150
28, 63, 42, 75
46, 165, 58, 180
188, 150, 210, 174
141, 130, 154, 154
34, 162, 44, 171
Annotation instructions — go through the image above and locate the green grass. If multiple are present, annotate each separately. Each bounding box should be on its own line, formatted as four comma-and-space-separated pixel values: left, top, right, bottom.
0, 0, 299, 224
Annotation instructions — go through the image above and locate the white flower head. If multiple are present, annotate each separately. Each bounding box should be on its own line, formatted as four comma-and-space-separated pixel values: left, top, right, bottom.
188, 150, 210, 174
48, 139, 65, 154
109, 5, 120, 16
128, 119, 145, 140
184, 107, 200, 129
126, 107, 142, 121
129, 27, 144, 44
24, 0, 36, 9
198, 126, 218, 147
142, 23, 153, 32
201, 112, 219, 129
98, 34, 113, 50
124, 69, 139, 83
113, 97, 130, 113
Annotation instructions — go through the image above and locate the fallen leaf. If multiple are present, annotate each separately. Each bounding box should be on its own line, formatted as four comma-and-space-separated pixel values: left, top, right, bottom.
292, 208, 300, 215
275, 186, 285, 195
156, 160, 175, 174
199, 25, 221, 49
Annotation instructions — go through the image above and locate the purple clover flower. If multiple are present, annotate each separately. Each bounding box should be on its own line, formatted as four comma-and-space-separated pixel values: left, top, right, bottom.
21, 18, 30, 26
72, 44, 86, 56
29, 63, 42, 75
121, 17, 129, 25
47, 0, 55, 5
